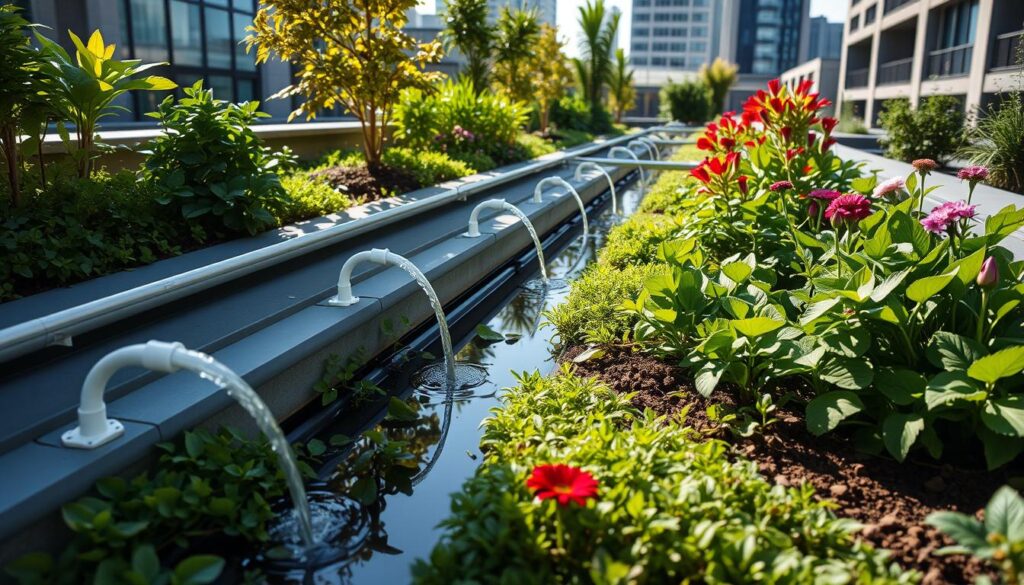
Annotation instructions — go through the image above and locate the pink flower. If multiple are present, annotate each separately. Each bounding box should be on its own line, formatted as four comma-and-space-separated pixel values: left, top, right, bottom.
920, 200, 977, 234
957, 165, 989, 184
825, 194, 872, 226
912, 159, 938, 174
770, 180, 793, 192
873, 177, 906, 199
807, 189, 841, 201
977, 257, 999, 289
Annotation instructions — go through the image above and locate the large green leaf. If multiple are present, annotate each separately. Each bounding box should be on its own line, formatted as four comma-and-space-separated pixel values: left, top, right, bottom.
721, 261, 752, 284
730, 317, 784, 339
979, 427, 1024, 470
875, 367, 925, 406
818, 356, 874, 390
694, 362, 725, 398
926, 511, 988, 552
926, 332, 985, 371
924, 371, 987, 411
984, 485, 1024, 541
882, 412, 924, 461
967, 346, 1024, 384
981, 396, 1024, 437
820, 326, 871, 358
806, 391, 865, 436
905, 267, 959, 303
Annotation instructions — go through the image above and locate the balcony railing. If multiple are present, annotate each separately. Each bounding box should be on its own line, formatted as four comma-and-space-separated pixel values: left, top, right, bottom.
884, 0, 917, 14
927, 43, 973, 78
877, 58, 914, 85
991, 30, 1023, 71
846, 67, 870, 88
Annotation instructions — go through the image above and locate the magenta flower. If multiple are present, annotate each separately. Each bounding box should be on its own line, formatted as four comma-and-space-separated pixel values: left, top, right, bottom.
958, 165, 989, 184
873, 177, 906, 199
825, 194, 872, 226
920, 200, 977, 234
770, 180, 793, 192
808, 189, 842, 201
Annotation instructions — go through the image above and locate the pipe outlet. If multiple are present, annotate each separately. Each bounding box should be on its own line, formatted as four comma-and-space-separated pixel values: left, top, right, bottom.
327, 248, 392, 307
466, 199, 508, 238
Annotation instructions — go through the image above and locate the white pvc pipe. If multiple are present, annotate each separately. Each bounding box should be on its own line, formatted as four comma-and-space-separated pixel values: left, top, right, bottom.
466, 199, 508, 238
630, 138, 659, 162
465, 199, 548, 279
633, 136, 661, 160
533, 176, 589, 239
575, 162, 618, 215
63, 340, 185, 448
609, 146, 646, 195
326, 248, 392, 307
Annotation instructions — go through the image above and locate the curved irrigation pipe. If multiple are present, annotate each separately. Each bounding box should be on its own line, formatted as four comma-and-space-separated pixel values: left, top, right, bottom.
608, 146, 646, 195
574, 162, 618, 215
534, 176, 589, 240
465, 199, 547, 280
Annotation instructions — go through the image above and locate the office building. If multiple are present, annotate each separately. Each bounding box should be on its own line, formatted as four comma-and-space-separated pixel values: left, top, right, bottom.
838, 0, 1023, 127
808, 15, 844, 60
486, 0, 556, 25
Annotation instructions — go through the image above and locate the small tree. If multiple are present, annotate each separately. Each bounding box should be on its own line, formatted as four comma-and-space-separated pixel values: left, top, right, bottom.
607, 49, 635, 124
531, 25, 572, 135
443, 0, 494, 93
248, 0, 443, 168
878, 96, 965, 164
700, 58, 737, 115
493, 7, 540, 104
574, 0, 619, 128
659, 80, 711, 125
0, 4, 37, 206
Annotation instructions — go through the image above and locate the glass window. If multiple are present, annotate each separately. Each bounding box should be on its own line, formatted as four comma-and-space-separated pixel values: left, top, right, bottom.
171, 1, 202, 67
234, 13, 256, 71
236, 78, 257, 103
209, 74, 234, 101
205, 7, 232, 69
129, 0, 169, 63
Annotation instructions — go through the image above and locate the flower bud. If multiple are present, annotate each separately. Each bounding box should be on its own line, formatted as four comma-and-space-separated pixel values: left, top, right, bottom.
977, 257, 999, 289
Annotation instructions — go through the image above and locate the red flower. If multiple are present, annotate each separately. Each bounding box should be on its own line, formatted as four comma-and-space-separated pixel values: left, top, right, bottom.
690, 164, 711, 184
821, 117, 838, 134
780, 126, 793, 141
807, 132, 817, 147
738, 175, 749, 195
770, 180, 793, 192
768, 78, 782, 94
697, 136, 715, 151
797, 79, 814, 96
527, 464, 599, 507
825, 194, 872, 226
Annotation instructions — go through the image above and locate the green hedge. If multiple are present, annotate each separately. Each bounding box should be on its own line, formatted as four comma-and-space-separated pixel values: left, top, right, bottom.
412, 370, 915, 584
598, 213, 681, 269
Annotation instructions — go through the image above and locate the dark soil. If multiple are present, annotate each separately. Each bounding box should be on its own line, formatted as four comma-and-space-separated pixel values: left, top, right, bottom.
313, 163, 421, 201
562, 345, 1011, 584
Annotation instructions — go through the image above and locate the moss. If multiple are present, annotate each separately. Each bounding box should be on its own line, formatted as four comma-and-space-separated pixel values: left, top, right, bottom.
599, 213, 681, 269
544, 262, 667, 346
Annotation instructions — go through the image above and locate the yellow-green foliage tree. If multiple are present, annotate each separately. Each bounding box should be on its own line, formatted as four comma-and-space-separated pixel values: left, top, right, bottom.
531, 24, 572, 135
700, 57, 738, 115
248, 0, 444, 168
493, 7, 540, 104
608, 48, 636, 123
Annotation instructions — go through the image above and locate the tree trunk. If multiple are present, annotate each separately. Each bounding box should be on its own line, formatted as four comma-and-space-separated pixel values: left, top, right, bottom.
1, 126, 20, 207
539, 105, 550, 136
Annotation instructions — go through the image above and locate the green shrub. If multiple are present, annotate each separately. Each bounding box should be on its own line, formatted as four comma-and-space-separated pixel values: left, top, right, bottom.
393, 79, 530, 165
412, 370, 915, 584
659, 80, 712, 125
143, 81, 292, 236
878, 96, 965, 164
638, 170, 698, 215
381, 147, 478, 185
551, 95, 591, 132
0, 170, 199, 301
598, 212, 680, 268
838, 102, 869, 134
544, 262, 666, 345
515, 133, 557, 159
276, 171, 356, 224
960, 92, 1024, 194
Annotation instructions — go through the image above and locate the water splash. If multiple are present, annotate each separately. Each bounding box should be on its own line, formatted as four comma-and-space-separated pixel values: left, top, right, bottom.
386, 255, 458, 386
501, 205, 548, 281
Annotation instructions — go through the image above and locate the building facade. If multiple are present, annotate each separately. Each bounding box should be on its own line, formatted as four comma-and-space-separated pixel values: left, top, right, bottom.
808, 15, 844, 60
629, 0, 721, 71
837, 0, 1023, 127
485, 0, 556, 25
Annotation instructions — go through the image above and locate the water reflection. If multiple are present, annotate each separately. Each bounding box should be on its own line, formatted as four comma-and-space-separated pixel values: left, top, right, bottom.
281, 184, 648, 584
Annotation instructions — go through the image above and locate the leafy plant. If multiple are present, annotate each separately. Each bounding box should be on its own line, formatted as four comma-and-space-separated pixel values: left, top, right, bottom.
699, 58, 738, 116
0, 4, 39, 206
531, 24, 573, 135
492, 6, 540, 104
412, 369, 915, 583
393, 78, 529, 165
598, 212, 681, 268
248, 0, 443, 167
927, 486, 1024, 584
878, 96, 965, 164
573, 0, 619, 132
143, 81, 292, 236
607, 49, 636, 124
551, 95, 592, 132
960, 91, 1024, 194
34, 30, 175, 179
659, 80, 712, 125
441, 0, 494, 92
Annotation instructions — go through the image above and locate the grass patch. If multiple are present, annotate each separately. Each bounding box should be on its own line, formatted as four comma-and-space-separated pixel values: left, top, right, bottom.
599, 213, 681, 269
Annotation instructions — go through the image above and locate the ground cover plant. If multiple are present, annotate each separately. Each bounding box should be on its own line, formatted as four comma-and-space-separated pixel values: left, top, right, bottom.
413, 369, 915, 583
533, 78, 1024, 581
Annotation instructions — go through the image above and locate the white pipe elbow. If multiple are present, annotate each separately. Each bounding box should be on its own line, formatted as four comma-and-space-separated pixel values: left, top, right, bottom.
329, 248, 391, 307
534, 176, 570, 203
467, 199, 507, 238
64, 340, 185, 449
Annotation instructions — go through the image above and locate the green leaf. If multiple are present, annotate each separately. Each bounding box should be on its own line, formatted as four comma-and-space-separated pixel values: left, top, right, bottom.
818, 356, 874, 390
172, 555, 224, 585
573, 347, 606, 363
926, 511, 988, 551
869, 268, 911, 303
948, 247, 987, 286
306, 438, 327, 456
905, 267, 959, 303
806, 391, 865, 435
349, 476, 378, 504
926, 332, 985, 371
984, 485, 1024, 541
882, 412, 924, 462
821, 326, 871, 358
924, 371, 987, 410
721, 261, 752, 284
968, 346, 1024, 384
850, 176, 877, 194
979, 427, 1024, 470
386, 397, 419, 422
875, 367, 925, 406
981, 396, 1024, 437
730, 317, 784, 339
131, 545, 160, 581
694, 362, 724, 398
475, 324, 505, 342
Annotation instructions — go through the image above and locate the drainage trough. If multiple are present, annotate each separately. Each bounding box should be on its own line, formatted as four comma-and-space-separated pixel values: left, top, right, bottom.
0, 132, 668, 559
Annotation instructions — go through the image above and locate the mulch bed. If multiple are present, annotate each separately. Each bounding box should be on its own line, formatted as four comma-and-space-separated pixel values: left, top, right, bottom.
561, 345, 1012, 584
313, 163, 421, 201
